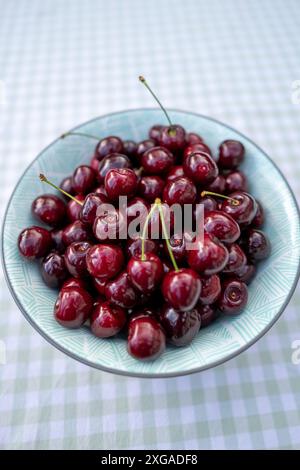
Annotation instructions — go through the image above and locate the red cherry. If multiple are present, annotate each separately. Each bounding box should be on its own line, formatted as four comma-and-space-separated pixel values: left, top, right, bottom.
187, 233, 229, 275
41, 251, 68, 288
149, 125, 163, 143
198, 274, 221, 305
54, 286, 93, 328
234, 264, 256, 284
94, 136, 124, 161
217, 279, 248, 315
204, 210, 240, 243
64, 241, 92, 278
161, 268, 201, 311
251, 201, 265, 228
105, 271, 138, 309
126, 236, 158, 259
136, 139, 156, 160
223, 244, 247, 273
105, 168, 138, 201
97, 153, 131, 184
59, 176, 74, 199
93, 208, 126, 242
72, 165, 95, 194
162, 176, 196, 206
158, 304, 201, 347
137, 176, 164, 202
225, 170, 248, 193
50, 228, 65, 253
18, 226, 52, 259
219, 140, 245, 168
157, 125, 186, 153
141, 147, 174, 175
90, 301, 126, 338
221, 191, 257, 226
31, 194, 66, 227
183, 151, 218, 185
205, 175, 226, 194
196, 304, 216, 327
185, 132, 203, 145
62, 277, 87, 290
127, 315, 166, 360
62, 220, 90, 246
241, 229, 271, 262
86, 244, 124, 280
80, 192, 108, 226
127, 253, 163, 295
183, 142, 212, 159
66, 194, 85, 222
166, 165, 185, 182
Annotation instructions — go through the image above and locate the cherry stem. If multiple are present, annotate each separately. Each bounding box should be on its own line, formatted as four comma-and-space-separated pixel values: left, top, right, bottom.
141, 200, 159, 261
61, 131, 101, 141
139, 76, 173, 128
201, 190, 239, 206
157, 200, 179, 272
39, 174, 84, 206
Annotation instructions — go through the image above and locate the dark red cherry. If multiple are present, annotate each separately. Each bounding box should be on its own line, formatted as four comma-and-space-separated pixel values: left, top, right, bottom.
123, 140, 137, 159
62, 220, 90, 246
66, 194, 85, 222
205, 175, 226, 194
158, 305, 201, 347
127, 253, 163, 295
62, 277, 87, 290
31, 194, 66, 227
98, 153, 131, 184
126, 236, 158, 259
183, 151, 218, 185
234, 264, 256, 284
141, 146, 174, 175
162, 235, 187, 264
185, 132, 203, 145
217, 279, 248, 315
196, 304, 216, 327
127, 315, 166, 360
251, 201, 264, 227
187, 233, 229, 275
90, 301, 126, 338
204, 210, 240, 243
221, 191, 257, 226
92, 277, 107, 295
50, 228, 65, 253
64, 241, 91, 278
157, 125, 186, 153
41, 251, 68, 288
86, 244, 124, 280
94, 185, 108, 198
183, 142, 212, 159
223, 243, 247, 273
93, 208, 126, 242
163, 176, 196, 206
105, 168, 138, 201
241, 229, 271, 262
225, 170, 248, 193
80, 192, 108, 225
54, 286, 93, 328
137, 176, 164, 202
136, 139, 156, 160
94, 136, 124, 161
90, 157, 100, 172
105, 271, 138, 309
149, 125, 163, 143
166, 166, 185, 182
198, 274, 221, 305
126, 197, 149, 227
218, 140, 245, 168
18, 226, 52, 259
161, 268, 201, 311
59, 176, 74, 199
72, 165, 95, 194
197, 195, 218, 213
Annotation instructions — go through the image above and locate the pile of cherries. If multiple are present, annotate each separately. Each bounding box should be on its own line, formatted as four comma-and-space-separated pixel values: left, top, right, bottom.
17, 122, 270, 361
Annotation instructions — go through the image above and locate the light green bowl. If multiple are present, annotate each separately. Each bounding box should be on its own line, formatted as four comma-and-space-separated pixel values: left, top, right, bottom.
2, 109, 300, 377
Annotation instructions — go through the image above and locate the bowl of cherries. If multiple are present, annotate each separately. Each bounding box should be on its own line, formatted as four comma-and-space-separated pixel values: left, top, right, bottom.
2, 78, 300, 377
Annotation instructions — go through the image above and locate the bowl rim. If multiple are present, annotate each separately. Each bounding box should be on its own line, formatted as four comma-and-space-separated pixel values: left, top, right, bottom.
2, 107, 300, 378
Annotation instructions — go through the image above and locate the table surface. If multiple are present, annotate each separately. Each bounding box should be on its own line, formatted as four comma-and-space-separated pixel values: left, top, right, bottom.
1, 0, 300, 450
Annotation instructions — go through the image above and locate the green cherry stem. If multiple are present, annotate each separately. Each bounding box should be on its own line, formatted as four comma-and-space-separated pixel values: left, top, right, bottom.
60, 131, 101, 141
139, 75, 174, 130
141, 199, 160, 261
200, 190, 240, 206
157, 200, 179, 272
39, 174, 84, 206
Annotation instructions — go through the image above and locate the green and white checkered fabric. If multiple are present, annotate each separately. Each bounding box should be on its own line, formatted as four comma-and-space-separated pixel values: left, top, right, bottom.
1, 0, 300, 450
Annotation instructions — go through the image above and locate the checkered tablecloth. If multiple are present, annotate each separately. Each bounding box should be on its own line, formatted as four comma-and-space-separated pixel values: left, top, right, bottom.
1, 0, 300, 450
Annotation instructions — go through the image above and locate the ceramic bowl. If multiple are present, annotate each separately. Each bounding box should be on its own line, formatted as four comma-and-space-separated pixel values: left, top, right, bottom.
2, 109, 300, 377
